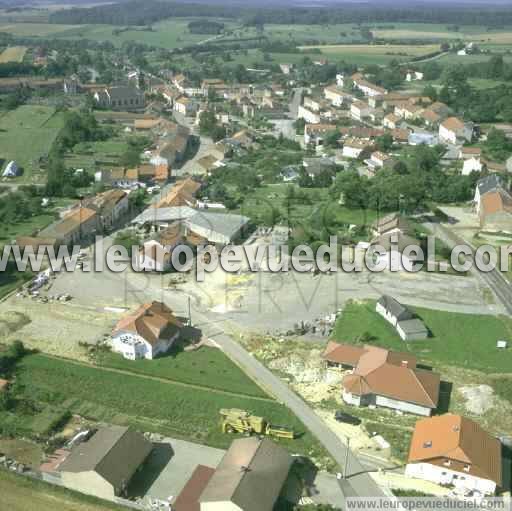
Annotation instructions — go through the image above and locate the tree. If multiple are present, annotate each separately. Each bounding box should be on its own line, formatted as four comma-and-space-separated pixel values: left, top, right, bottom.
375, 133, 393, 152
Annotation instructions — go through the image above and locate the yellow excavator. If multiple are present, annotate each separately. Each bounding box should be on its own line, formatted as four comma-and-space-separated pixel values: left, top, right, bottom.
219, 408, 295, 440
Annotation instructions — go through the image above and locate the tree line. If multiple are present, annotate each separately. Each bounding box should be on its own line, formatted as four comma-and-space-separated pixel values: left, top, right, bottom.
48, 0, 512, 27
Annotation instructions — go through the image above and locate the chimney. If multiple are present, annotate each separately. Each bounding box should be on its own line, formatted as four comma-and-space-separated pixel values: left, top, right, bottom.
401, 360, 408, 367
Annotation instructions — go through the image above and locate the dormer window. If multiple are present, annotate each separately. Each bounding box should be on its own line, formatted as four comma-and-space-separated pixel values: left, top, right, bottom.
464, 465, 471, 472
423, 441, 432, 448
443, 460, 451, 467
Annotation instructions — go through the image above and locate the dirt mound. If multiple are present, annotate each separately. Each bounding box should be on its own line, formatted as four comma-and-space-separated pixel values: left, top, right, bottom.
458, 385, 495, 415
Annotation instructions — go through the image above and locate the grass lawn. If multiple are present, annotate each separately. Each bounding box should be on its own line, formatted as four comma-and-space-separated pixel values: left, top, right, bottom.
0, 105, 66, 183
0, 211, 56, 245
333, 300, 512, 373
13, 354, 328, 461
64, 137, 130, 173
236, 184, 378, 230
0, 469, 128, 511
96, 346, 269, 399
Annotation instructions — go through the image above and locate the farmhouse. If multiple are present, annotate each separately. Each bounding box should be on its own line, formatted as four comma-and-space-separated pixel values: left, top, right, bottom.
405, 414, 502, 495
199, 437, 292, 511
112, 301, 184, 360
439, 117, 473, 145
335, 343, 439, 415
94, 86, 145, 111
58, 425, 152, 500
351, 100, 371, 122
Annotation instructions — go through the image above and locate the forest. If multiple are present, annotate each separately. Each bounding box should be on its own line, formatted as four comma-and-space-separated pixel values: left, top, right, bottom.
49, 0, 512, 27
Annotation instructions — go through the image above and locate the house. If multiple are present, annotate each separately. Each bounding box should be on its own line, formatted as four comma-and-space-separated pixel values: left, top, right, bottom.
439, 117, 473, 145
396, 319, 429, 341
280, 165, 300, 182
93, 86, 145, 111
479, 188, 512, 233
199, 437, 292, 511
370, 232, 423, 271
302, 157, 335, 178
351, 100, 371, 121
138, 223, 184, 272
406, 70, 424, 82
322, 341, 368, 369
297, 105, 320, 124
352, 77, 387, 97
474, 174, 505, 214
2, 160, 20, 177
420, 109, 442, 128
395, 103, 423, 121
408, 132, 439, 147
58, 425, 152, 500
153, 178, 201, 209
342, 138, 371, 159
304, 123, 337, 147
83, 189, 129, 231
376, 295, 414, 327
324, 84, 346, 107
185, 212, 250, 246
365, 151, 393, 173
372, 213, 412, 237
405, 414, 502, 495
337, 343, 440, 415
39, 207, 98, 247
201, 78, 227, 97
383, 114, 400, 130
174, 96, 198, 117
112, 301, 183, 360
462, 156, 484, 175
279, 63, 293, 75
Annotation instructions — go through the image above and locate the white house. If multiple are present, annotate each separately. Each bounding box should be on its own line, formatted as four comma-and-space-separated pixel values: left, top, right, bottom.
365, 151, 393, 173
174, 96, 197, 117
112, 301, 183, 360
352, 76, 387, 97
376, 295, 414, 327
342, 138, 370, 159
406, 414, 502, 496
324, 84, 346, 107
406, 71, 424, 82
350, 100, 370, 121
297, 105, 320, 124
336, 73, 345, 87
439, 117, 473, 145
462, 156, 484, 175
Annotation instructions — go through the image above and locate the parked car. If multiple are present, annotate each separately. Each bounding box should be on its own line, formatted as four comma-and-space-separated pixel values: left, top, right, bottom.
334, 411, 361, 425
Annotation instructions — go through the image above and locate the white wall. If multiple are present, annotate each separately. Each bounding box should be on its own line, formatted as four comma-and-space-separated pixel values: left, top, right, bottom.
375, 395, 432, 416
405, 462, 497, 495
201, 502, 242, 511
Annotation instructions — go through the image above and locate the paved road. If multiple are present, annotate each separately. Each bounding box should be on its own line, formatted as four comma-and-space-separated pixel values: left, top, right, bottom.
289, 87, 303, 120
426, 222, 512, 316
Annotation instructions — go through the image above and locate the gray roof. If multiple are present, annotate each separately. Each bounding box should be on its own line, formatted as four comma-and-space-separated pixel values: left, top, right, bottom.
199, 437, 292, 511
477, 174, 504, 196
186, 212, 250, 241
132, 206, 197, 225
377, 295, 414, 321
59, 425, 152, 491
397, 318, 428, 337
408, 132, 438, 146
107, 86, 144, 101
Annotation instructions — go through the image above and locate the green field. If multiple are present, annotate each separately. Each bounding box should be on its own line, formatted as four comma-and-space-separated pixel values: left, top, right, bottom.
96, 347, 269, 399
0, 105, 66, 182
11, 353, 327, 460
64, 137, 130, 173
333, 300, 512, 373
0, 469, 128, 511
236, 184, 378, 231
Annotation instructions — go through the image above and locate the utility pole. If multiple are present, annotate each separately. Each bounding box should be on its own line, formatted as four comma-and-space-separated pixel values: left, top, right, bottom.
343, 436, 350, 479
188, 296, 192, 326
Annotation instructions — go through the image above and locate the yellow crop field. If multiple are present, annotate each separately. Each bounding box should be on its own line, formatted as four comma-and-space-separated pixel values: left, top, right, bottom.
0, 46, 28, 63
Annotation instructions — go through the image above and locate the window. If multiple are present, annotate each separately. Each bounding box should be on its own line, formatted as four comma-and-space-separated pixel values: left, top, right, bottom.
464, 465, 471, 472
443, 460, 451, 467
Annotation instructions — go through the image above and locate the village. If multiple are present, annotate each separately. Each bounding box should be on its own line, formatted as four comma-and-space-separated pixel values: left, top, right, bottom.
0, 3, 512, 511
